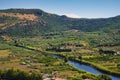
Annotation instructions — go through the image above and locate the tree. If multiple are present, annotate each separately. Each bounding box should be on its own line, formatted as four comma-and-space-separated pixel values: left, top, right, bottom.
78, 55, 82, 62
64, 57, 68, 63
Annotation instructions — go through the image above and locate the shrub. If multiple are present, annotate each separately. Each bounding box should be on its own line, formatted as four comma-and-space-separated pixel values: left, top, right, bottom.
98, 74, 111, 80
0, 69, 42, 80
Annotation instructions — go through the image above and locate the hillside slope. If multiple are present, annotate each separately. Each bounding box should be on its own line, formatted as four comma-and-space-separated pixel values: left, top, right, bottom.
0, 9, 120, 37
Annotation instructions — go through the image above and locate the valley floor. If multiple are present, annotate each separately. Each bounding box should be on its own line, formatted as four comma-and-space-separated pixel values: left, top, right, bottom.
0, 31, 120, 80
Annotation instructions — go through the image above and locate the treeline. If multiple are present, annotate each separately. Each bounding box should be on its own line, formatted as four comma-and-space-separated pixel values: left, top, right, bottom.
46, 48, 72, 52
0, 69, 42, 80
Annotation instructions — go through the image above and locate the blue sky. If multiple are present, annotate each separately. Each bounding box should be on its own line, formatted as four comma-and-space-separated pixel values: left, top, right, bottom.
0, 0, 120, 18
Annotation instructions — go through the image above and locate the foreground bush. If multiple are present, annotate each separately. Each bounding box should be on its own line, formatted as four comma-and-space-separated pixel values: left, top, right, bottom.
0, 69, 42, 80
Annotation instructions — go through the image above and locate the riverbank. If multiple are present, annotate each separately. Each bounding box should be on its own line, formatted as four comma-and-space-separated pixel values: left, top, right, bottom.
66, 55, 120, 78
32, 48, 120, 78
81, 60, 120, 77
51, 53, 120, 77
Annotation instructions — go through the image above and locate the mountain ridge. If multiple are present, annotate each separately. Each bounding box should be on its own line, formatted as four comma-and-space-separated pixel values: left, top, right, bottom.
0, 8, 120, 37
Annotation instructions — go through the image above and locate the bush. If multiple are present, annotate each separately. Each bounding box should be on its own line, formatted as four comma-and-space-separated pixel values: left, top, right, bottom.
0, 69, 42, 80
98, 74, 111, 80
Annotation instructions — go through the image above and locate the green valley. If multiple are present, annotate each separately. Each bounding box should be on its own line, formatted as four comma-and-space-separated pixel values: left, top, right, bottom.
0, 9, 120, 80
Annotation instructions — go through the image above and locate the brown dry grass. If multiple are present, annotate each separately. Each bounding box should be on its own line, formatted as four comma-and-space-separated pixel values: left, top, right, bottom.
0, 50, 11, 58
1, 35, 12, 41
0, 12, 39, 30
0, 12, 38, 20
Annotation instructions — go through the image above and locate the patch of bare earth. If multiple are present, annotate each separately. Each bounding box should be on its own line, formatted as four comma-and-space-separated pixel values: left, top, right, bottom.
0, 12, 38, 20
0, 12, 40, 29
51, 78, 67, 80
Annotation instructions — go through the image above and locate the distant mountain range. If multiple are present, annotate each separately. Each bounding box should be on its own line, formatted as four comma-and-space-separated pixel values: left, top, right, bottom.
0, 9, 120, 37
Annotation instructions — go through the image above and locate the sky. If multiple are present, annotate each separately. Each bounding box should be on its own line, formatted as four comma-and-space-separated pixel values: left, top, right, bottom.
0, 0, 120, 18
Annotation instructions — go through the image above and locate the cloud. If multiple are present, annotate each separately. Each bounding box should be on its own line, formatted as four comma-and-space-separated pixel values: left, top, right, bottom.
64, 13, 80, 18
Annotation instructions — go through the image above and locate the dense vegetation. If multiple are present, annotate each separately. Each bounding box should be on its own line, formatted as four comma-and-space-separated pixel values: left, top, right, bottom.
0, 69, 42, 80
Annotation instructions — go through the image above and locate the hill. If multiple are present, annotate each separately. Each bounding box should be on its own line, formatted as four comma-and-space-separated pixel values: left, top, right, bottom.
0, 8, 120, 37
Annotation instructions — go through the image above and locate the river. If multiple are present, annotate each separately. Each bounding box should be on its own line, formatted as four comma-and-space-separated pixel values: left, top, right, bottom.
69, 60, 120, 80
52, 54, 120, 80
